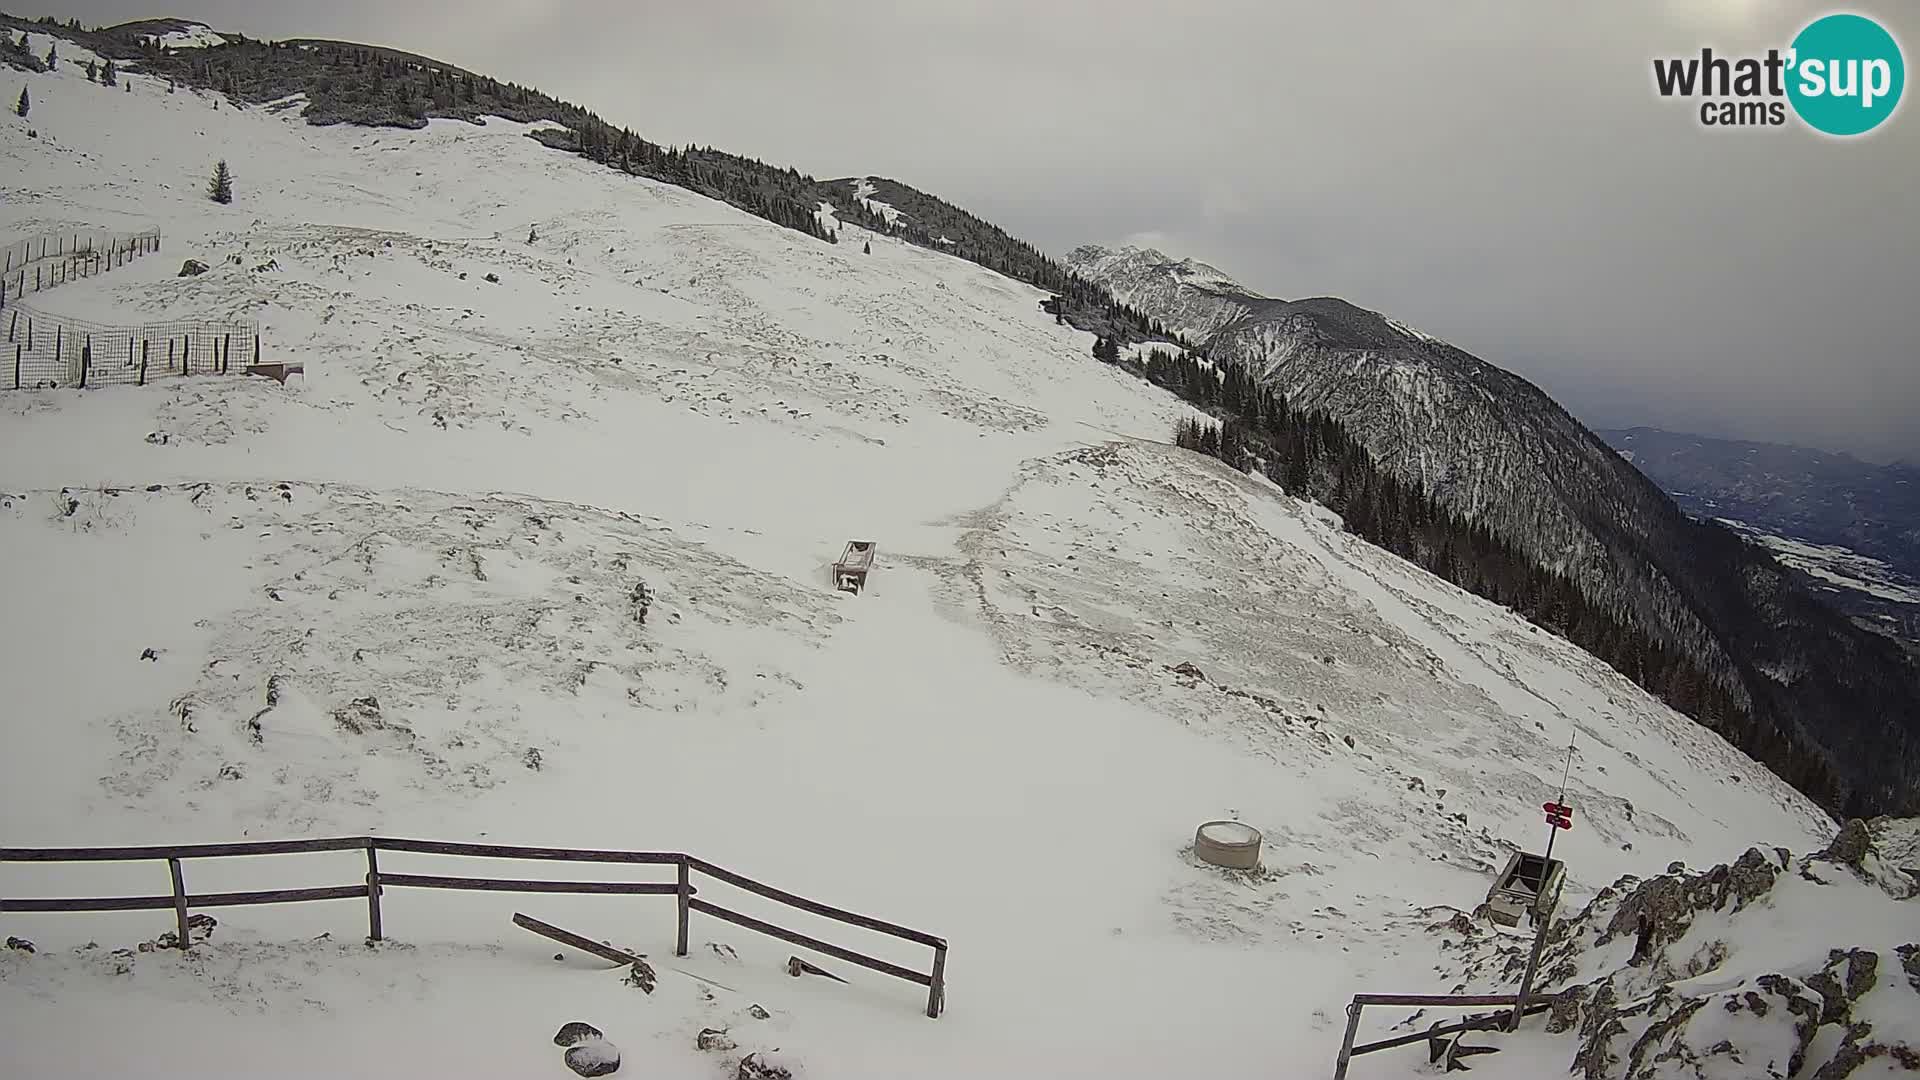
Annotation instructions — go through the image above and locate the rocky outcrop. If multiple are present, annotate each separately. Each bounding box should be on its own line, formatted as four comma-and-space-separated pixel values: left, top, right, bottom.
1455, 820, 1919, 1079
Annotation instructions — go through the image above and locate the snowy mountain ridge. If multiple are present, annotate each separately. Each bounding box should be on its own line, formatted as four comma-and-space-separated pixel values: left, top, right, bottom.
1064, 242, 1257, 343
1065, 244, 1920, 820
0, 19, 1905, 1080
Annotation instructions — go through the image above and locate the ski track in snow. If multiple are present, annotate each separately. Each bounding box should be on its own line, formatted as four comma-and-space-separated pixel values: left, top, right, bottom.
0, 42, 1847, 1080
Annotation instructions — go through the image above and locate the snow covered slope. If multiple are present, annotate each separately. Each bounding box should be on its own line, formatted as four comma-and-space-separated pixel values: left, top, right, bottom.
0, 38, 1862, 1080
1064, 245, 1920, 821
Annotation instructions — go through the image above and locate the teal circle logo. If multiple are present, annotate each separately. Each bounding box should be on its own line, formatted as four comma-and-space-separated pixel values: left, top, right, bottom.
1787, 13, 1905, 136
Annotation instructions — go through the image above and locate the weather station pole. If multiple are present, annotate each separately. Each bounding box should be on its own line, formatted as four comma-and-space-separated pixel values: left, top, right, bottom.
1511, 740, 1576, 1031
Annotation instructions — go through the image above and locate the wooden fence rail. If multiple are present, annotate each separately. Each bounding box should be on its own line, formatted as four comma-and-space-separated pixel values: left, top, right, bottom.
0, 836, 947, 1017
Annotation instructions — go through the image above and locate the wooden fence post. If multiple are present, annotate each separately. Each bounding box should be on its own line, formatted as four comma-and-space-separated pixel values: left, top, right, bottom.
927, 944, 947, 1018
1332, 1000, 1363, 1080
53, 324, 61, 366
79, 338, 90, 389
365, 842, 383, 941
167, 338, 175, 374
13, 343, 20, 390
7, 311, 14, 343
223, 333, 232, 374
675, 858, 690, 957
167, 858, 191, 951
253, 334, 261, 366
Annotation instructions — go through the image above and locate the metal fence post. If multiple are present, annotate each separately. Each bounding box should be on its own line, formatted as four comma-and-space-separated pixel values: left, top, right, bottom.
167, 858, 191, 950
1508, 879, 1564, 1031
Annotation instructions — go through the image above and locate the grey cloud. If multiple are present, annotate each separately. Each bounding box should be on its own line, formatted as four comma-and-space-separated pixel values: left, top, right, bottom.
30, 0, 1920, 460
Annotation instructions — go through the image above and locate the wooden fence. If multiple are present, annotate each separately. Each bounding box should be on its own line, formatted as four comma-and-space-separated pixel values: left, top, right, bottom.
0, 229, 162, 311
4, 306, 261, 391
0, 836, 947, 1018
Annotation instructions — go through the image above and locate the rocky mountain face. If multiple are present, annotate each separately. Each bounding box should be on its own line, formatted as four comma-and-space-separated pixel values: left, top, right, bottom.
1065, 245, 1920, 818
1437, 819, 1919, 1079
1061, 244, 1253, 342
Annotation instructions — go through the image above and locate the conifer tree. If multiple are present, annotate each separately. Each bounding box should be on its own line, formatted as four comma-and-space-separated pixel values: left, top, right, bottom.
14, 85, 27, 118
45, 42, 57, 70
208, 159, 234, 204
102, 58, 116, 87
86, 58, 97, 82
863, 240, 871, 254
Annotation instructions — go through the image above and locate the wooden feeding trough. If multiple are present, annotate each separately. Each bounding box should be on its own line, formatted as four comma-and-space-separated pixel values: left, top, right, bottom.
1485, 851, 1565, 928
833, 541, 877, 594
244, 360, 304, 385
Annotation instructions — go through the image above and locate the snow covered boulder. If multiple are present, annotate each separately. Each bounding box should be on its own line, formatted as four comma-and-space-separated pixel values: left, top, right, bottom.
553, 1022, 603, 1047
178, 259, 209, 277
736, 1051, 795, 1080
564, 1038, 620, 1077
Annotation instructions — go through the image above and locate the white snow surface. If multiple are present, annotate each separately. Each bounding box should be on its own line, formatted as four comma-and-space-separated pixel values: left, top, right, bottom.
850, 177, 903, 226
0, 55, 1853, 1079
155, 23, 227, 49
1716, 519, 1920, 604
1199, 822, 1260, 846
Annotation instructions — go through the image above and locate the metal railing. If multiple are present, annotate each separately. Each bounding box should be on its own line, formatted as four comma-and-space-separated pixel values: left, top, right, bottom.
1, 835, 947, 1018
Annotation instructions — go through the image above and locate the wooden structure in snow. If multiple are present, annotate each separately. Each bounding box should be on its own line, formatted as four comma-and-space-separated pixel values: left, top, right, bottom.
1484, 851, 1565, 928
833, 540, 876, 594
1, 834, 948, 1018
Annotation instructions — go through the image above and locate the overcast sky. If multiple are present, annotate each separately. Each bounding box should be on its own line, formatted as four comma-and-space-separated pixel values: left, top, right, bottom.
25, 0, 1920, 462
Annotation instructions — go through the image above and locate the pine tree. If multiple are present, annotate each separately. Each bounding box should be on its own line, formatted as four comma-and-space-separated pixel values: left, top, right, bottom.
102, 58, 116, 87
14, 85, 27, 118
86, 59, 97, 82
208, 159, 234, 204
45, 42, 57, 70
862, 240, 871, 254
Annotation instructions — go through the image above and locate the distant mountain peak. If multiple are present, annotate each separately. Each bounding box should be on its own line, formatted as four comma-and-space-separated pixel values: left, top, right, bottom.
1067, 243, 1252, 297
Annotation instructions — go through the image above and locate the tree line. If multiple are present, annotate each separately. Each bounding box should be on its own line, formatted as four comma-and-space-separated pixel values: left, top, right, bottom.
1146, 345, 1850, 811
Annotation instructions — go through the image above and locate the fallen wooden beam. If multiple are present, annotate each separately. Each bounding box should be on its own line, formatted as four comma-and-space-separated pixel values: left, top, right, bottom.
788, 954, 848, 983
513, 912, 645, 966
